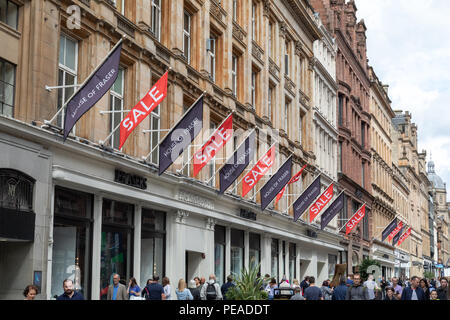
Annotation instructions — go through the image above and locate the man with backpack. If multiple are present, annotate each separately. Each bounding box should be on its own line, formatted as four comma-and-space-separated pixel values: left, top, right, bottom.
200, 274, 223, 300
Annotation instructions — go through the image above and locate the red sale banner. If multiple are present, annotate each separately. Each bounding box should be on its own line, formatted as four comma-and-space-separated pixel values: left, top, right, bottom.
309, 184, 334, 223
397, 227, 412, 246
242, 144, 276, 197
119, 71, 168, 149
345, 204, 366, 235
193, 114, 233, 177
275, 164, 307, 204
388, 221, 404, 241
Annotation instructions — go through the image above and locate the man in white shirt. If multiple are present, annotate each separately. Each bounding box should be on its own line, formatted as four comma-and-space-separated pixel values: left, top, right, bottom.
363, 274, 379, 300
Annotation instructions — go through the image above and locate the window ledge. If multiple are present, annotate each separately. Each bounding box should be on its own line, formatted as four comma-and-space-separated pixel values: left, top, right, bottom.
0, 21, 21, 39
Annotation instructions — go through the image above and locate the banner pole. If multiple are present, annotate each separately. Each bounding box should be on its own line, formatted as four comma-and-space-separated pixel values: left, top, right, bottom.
338, 202, 366, 233
206, 128, 256, 185
246, 143, 281, 200
143, 90, 205, 162
43, 35, 127, 127
283, 174, 321, 215
180, 111, 234, 175
99, 122, 121, 147
373, 215, 400, 240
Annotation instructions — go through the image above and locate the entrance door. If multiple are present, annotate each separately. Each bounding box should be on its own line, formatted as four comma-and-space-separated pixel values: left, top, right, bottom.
185, 251, 203, 283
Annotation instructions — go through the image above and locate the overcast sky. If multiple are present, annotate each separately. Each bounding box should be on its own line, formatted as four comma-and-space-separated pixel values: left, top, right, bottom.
355, 0, 450, 197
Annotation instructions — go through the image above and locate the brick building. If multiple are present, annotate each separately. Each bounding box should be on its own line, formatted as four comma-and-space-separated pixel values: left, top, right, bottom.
310, 0, 373, 274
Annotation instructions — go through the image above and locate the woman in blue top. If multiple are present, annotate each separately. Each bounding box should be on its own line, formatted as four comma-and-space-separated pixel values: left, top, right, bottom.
127, 277, 141, 300
176, 279, 193, 300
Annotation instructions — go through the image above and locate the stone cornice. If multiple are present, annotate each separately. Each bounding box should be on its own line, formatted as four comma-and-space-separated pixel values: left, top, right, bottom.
281, 0, 322, 42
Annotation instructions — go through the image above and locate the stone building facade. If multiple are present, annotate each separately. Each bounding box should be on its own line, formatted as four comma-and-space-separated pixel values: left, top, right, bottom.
368, 67, 396, 277
310, 0, 373, 274
428, 160, 450, 274
311, 11, 338, 212
392, 111, 426, 277
0, 0, 348, 300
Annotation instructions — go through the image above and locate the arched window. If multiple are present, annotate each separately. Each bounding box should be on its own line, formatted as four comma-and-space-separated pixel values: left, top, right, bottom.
0, 169, 35, 211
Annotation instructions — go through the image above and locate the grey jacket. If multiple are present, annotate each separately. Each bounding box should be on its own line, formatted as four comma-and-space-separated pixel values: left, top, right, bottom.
345, 284, 370, 300
107, 283, 129, 300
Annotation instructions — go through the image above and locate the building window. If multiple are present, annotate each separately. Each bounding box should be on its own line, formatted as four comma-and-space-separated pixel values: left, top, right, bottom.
151, 0, 161, 41
0, 58, 15, 117
208, 35, 216, 82
251, 71, 256, 107
271, 239, 279, 282
338, 95, 343, 126
362, 161, 365, 187
57, 34, 78, 128
231, 55, 237, 97
338, 194, 347, 229
149, 105, 160, 165
231, 229, 244, 278
285, 41, 289, 76
361, 123, 365, 148
249, 233, 260, 272
0, 0, 18, 30
140, 208, 165, 288
299, 113, 303, 144
268, 86, 273, 122
268, 21, 273, 59
232, 0, 237, 21
110, 68, 124, 149
284, 99, 290, 134
251, 2, 256, 41
52, 186, 93, 299
328, 254, 337, 279
183, 11, 191, 63
289, 243, 296, 282
0, 169, 34, 211
100, 199, 134, 300
363, 208, 369, 240
215, 225, 226, 285
114, 0, 125, 15
338, 142, 343, 172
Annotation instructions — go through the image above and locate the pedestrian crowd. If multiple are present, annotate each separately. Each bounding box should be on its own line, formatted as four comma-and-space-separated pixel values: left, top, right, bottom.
22, 272, 450, 301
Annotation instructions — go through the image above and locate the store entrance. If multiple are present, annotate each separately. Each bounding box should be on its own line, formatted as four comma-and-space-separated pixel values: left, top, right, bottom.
185, 251, 203, 283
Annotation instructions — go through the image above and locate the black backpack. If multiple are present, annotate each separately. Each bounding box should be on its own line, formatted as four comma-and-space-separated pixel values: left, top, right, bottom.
206, 283, 217, 300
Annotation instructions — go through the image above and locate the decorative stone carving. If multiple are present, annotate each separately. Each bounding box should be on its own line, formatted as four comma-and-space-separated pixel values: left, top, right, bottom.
175, 210, 190, 224
268, 58, 280, 80
205, 217, 216, 231
295, 40, 303, 56
279, 22, 287, 38
284, 75, 295, 96
252, 41, 264, 65
263, 0, 270, 17
232, 21, 246, 45
210, 0, 223, 22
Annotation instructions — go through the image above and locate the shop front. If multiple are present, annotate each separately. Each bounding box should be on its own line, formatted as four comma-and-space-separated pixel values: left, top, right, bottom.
371, 241, 395, 279
394, 249, 410, 279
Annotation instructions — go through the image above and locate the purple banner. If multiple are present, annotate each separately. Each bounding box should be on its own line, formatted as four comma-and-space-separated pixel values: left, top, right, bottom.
219, 130, 256, 194
159, 97, 204, 175
260, 157, 292, 211
382, 218, 398, 242
293, 176, 321, 222
393, 225, 404, 245
320, 192, 345, 230
64, 43, 122, 140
